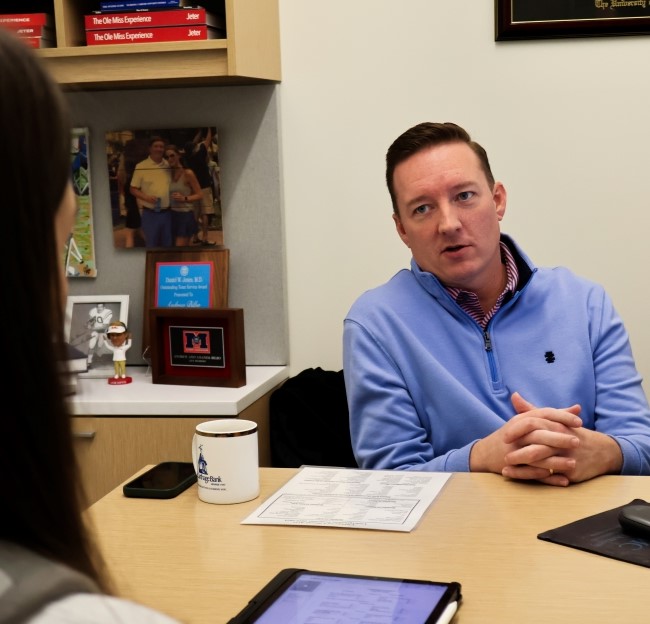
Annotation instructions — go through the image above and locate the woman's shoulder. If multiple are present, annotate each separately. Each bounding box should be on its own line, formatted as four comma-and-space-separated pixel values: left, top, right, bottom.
28, 593, 181, 624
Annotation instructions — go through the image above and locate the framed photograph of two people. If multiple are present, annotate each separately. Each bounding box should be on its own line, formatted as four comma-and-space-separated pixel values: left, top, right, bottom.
495, 1, 650, 41
106, 125, 221, 249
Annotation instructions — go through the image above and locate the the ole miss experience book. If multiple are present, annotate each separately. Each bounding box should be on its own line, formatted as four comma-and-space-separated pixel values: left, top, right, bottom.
86, 25, 224, 44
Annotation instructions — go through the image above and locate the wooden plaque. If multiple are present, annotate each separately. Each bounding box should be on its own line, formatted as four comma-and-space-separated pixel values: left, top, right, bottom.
143, 247, 229, 357
149, 308, 246, 388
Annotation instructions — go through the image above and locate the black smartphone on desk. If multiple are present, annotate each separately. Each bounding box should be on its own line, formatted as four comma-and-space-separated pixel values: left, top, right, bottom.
123, 461, 197, 499
228, 568, 462, 624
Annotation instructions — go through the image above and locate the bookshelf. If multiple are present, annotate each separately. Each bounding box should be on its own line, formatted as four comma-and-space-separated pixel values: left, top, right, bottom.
10, 0, 281, 90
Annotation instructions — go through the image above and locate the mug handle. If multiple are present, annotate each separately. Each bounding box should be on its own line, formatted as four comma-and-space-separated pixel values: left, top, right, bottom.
191, 433, 198, 472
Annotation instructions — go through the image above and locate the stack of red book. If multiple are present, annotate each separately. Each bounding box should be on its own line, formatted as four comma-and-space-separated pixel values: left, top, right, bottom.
0, 12, 56, 49
84, 6, 225, 46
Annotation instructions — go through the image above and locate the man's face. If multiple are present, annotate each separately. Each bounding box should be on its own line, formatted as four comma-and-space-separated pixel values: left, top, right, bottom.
392, 141, 507, 294
149, 141, 165, 163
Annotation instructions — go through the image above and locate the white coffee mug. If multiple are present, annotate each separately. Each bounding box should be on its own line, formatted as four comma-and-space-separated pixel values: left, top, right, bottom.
192, 419, 260, 504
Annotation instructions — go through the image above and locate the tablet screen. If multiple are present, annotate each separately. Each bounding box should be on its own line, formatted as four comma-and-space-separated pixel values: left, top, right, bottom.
247, 571, 457, 623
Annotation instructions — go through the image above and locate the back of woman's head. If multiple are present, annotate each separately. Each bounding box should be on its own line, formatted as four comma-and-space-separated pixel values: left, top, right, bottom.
0, 29, 109, 590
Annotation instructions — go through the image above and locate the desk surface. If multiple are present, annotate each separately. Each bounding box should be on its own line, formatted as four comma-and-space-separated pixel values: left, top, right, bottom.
70, 365, 288, 415
89, 469, 650, 623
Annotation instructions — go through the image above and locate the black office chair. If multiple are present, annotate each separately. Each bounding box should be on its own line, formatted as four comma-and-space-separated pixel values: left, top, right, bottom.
269, 367, 357, 468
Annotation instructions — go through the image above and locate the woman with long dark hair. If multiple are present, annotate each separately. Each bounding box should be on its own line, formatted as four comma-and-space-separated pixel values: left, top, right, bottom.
0, 28, 180, 623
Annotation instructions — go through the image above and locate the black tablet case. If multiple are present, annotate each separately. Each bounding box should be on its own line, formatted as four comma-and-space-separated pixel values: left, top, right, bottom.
227, 568, 462, 623
537, 498, 650, 568
227, 568, 303, 623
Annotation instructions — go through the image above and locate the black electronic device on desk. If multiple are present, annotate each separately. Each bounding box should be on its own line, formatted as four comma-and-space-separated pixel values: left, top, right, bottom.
123, 461, 197, 499
619, 504, 650, 539
228, 568, 462, 624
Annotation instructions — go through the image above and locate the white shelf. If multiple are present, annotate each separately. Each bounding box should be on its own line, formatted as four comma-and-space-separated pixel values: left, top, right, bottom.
69, 365, 288, 416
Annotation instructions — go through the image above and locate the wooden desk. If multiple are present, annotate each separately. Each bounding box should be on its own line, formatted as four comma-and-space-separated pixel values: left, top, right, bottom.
88, 469, 650, 623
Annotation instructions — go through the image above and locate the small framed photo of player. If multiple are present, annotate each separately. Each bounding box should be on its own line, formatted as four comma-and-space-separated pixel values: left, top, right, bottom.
149, 308, 245, 388
64, 295, 130, 378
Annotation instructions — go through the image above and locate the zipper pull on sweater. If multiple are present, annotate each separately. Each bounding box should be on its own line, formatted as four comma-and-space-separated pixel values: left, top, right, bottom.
483, 330, 492, 352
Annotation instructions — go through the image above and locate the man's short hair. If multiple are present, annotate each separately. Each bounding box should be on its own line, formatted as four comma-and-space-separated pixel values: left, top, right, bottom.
148, 135, 165, 147
386, 122, 495, 214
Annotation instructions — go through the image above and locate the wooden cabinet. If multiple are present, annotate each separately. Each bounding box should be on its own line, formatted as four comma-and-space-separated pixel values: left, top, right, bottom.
72, 389, 276, 506
34, 0, 280, 89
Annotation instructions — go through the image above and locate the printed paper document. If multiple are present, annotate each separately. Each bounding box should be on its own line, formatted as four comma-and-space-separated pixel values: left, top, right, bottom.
241, 466, 451, 532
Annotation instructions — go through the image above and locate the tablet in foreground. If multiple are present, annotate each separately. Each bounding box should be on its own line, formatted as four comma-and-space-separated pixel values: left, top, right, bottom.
228, 568, 462, 624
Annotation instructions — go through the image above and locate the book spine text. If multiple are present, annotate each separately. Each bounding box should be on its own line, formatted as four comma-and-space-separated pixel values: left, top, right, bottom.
99, 1, 184, 12
86, 25, 221, 45
0, 13, 52, 27
85, 8, 221, 30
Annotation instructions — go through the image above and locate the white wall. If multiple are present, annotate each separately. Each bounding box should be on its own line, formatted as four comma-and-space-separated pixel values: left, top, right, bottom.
278, 0, 650, 394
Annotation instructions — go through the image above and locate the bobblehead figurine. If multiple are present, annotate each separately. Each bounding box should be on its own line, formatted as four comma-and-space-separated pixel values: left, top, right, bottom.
104, 321, 132, 385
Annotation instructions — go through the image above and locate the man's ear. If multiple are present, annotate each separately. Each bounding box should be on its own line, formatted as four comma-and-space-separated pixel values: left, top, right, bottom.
493, 181, 507, 221
392, 213, 410, 248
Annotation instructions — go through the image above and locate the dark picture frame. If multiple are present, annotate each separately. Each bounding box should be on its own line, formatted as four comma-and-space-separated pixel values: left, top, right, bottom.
495, 1, 650, 41
142, 247, 229, 357
149, 308, 246, 388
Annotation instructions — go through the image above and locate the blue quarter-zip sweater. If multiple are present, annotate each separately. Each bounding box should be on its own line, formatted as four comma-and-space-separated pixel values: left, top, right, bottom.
343, 235, 650, 475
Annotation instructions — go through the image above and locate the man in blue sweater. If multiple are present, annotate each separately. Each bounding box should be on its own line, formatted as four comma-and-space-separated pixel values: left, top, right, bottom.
343, 122, 650, 485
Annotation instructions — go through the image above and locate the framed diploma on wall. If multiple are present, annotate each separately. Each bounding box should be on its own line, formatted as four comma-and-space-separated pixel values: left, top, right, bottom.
495, 1, 650, 41
149, 308, 246, 388
142, 248, 229, 359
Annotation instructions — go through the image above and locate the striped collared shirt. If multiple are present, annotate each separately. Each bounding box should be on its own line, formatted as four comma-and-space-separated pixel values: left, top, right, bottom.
444, 242, 519, 329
